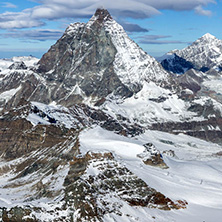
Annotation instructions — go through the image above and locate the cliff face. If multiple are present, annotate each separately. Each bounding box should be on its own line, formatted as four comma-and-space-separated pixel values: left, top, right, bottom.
38, 9, 131, 103
0, 101, 74, 160
0, 9, 177, 111
0, 100, 187, 222
36, 8, 176, 105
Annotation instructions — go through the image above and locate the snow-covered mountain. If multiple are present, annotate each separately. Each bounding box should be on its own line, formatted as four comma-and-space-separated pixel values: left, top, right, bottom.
0, 9, 177, 111
37, 8, 176, 106
0, 8, 222, 222
160, 33, 222, 74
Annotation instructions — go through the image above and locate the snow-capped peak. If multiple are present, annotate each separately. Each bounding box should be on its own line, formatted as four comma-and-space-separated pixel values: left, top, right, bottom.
94, 8, 112, 21
166, 33, 222, 70
200, 33, 216, 40
85, 8, 113, 28
37, 8, 177, 106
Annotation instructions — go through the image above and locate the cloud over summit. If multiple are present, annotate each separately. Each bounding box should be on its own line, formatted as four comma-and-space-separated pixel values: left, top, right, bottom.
0, 0, 216, 29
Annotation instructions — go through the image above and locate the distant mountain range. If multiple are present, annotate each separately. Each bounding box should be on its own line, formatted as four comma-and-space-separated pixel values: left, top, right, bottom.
0, 8, 222, 222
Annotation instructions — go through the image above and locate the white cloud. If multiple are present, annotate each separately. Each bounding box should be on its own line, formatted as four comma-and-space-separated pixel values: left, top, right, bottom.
0, 11, 44, 29
0, 0, 216, 29
2, 2, 17, 8
139, 0, 215, 11
2, 29, 64, 41
138, 35, 187, 44
195, 5, 212, 16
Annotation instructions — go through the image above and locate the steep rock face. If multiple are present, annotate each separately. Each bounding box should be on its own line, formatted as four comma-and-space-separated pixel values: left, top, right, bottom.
0, 60, 47, 111
38, 9, 130, 102
0, 97, 144, 160
0, 102, 74, 160
64, 152, 185, 221
37, 8, 177, 106
0, 9, 178, 111
177, 69, 205, 93
151, 117, 222, 144
151, 98, 222, 144
0, 101, 187, 221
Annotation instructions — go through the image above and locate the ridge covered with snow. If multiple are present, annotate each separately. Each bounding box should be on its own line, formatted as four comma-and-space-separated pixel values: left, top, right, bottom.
160, 33, 222, 73
176, 33, 222, 69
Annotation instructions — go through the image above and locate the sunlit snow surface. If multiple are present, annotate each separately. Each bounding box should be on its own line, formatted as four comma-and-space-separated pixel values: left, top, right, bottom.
0, 116, 222, 221
104, 18, 172, 88
80, 126, 222, 222
0, 85, 21, 103
102, 82, 205, 125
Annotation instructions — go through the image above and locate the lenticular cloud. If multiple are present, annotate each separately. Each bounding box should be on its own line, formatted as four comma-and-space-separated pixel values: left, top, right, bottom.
0, 0, 215, 29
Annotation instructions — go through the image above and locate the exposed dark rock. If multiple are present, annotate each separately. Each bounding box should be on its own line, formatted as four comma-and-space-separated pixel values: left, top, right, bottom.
177, 69, 204, 93
151, 117, 222, 144
63, 151, 186, 221
137, 143, 168, 169
94, 8, 113, 22
161, 54, 194, 74
0, 207, 37, 222
37, 8, 130, 104
9, 61, 27, 70
0, 100, 77, 160
68, 103, 144, 136
149, 96, 167, 103
160, 34, 222, 75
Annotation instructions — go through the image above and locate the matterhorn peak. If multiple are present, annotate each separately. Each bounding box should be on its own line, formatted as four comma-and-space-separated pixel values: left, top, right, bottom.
95, 8, 112, 19
90, 7, 113, 24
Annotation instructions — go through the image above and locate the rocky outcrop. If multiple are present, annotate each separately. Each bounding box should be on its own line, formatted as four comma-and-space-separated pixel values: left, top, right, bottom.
64, 151, 186, 221
137, 143, 168, 169
0, 207, 38, 222
177, 69, 205, 93
9, 61, 27, 70
0, 96, 144, 161
0, 102, 73, 160
68, 103, 144, 136
151, 117, 222, 144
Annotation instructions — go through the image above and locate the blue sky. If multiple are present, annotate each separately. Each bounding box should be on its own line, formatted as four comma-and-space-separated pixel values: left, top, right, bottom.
0, 0, 221, 58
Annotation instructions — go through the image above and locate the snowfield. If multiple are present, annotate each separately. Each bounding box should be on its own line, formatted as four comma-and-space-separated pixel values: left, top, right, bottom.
102, 82, 202, 125
80, 126, 222, 222
1, 124, 221, 221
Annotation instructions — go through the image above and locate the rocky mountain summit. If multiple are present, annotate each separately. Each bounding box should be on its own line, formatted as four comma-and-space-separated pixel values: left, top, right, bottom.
37, 8, 176, 106
0, 8, 177, 111
0, 8, 222, 222
160, 33, 222, 74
